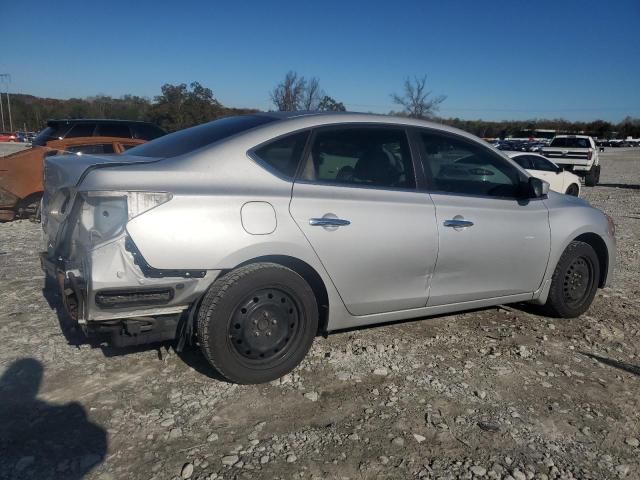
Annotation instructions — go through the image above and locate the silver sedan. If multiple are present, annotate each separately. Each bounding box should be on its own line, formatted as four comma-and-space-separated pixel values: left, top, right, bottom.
42, 112, 616, 383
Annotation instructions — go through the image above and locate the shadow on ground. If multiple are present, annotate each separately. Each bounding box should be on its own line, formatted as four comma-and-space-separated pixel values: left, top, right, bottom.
598, 183, 640, 190
0, 358, 107, 479
580, 352, 640, 377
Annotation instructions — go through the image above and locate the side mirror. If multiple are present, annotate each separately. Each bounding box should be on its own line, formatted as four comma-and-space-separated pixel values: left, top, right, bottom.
527, 176, 549, 198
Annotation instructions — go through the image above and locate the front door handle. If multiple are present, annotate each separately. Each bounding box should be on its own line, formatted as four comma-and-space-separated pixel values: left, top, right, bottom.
309, 218, 351, 227
443, 219, 474, 228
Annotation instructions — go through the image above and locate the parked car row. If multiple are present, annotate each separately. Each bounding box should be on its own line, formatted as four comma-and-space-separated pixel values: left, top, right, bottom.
0, 132, 17, 142
0, 131, 37, 142
491, 139, 550, 153
40, 112, 616, 384
597, 139, 640, 148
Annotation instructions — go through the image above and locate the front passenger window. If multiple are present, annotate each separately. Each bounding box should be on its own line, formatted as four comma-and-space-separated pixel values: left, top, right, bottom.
419, 132, 521, 197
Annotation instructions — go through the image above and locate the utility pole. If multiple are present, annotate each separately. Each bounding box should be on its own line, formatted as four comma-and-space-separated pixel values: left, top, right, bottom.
0, 89, 4, 131
0, 74, 13, 132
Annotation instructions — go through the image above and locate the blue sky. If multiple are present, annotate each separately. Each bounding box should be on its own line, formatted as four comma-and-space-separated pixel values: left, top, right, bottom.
2, 0, 639, 121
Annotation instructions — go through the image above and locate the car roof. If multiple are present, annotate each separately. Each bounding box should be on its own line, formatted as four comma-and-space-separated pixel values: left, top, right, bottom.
504, 151, 544, 157
249, 111, 483, 143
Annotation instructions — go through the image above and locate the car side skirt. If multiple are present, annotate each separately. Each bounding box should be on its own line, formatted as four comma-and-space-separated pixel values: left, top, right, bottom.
325, 292, 535, 332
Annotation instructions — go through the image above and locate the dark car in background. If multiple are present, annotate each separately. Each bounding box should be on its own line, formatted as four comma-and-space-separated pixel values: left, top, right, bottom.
32, 119, 166, 146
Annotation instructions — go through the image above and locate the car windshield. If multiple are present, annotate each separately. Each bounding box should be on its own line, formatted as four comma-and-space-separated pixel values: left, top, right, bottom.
126, 115, 276, 158
550, 137, 591, 148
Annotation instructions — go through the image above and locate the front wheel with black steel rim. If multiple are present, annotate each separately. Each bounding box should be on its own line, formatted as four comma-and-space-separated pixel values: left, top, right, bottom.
197, 263, 318, 384
544, 241, 600, 318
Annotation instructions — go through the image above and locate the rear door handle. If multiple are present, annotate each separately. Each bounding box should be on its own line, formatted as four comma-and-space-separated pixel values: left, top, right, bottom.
309, 218, 351, 227
443, 219, 474, 228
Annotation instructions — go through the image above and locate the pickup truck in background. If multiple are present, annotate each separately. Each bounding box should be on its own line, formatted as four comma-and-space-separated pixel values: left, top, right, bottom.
542, 135, 600, 186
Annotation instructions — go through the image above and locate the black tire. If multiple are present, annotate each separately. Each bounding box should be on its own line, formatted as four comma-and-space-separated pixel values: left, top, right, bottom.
197, 262, 318, 384
565, 184, 579, 196
544, 241, 600, 318
584, 165, 599, 187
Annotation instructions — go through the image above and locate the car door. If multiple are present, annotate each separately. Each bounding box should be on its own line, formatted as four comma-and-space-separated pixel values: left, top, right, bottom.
289, 125, 438, 316
415, 130, 551, 306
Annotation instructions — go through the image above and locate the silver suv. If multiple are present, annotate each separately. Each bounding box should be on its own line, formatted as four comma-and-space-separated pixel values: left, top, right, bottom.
42, 113, 616, 384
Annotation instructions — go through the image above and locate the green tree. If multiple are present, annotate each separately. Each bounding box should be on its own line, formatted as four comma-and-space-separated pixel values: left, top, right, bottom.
148, 82, 223, 131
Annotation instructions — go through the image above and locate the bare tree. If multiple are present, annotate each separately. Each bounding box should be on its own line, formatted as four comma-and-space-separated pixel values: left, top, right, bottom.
301, 77, 323, 110
270, 71, 307, 111
318, 95, 346, 112
391, 76, 446, 119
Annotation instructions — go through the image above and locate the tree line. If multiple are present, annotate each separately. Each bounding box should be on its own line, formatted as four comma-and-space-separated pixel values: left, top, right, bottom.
5, 75, 640, 139
7, 82, 257, 133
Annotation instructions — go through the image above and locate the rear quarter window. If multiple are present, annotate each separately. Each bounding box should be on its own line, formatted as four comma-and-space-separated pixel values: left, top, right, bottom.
252, 131, 309, 179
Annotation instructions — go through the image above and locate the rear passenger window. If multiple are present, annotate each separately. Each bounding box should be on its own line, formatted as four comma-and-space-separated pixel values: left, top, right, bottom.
96, 124, 131, 138
252, 131, 309, 179
65, 144, 115, 155
419, 131, 521, 197
513, 155, 534, 169
300, 127, 415, 189
66, 124, 96, 138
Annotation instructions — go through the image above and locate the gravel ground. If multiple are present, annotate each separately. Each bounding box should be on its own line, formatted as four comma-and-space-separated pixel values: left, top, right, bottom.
0, 143, 29, 156
0, 149, 638, 480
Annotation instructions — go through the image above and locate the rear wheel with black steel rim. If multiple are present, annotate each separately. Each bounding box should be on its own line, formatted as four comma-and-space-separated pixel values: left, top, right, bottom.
197, 263, 318, 384
544, 241, 600, 318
